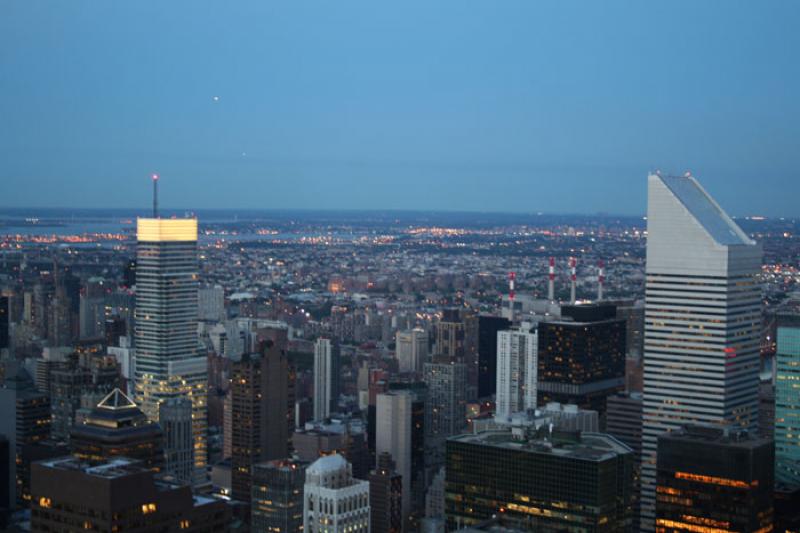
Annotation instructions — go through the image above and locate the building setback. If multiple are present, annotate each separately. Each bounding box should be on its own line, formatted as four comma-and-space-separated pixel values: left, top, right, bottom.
303, 454, 370, 533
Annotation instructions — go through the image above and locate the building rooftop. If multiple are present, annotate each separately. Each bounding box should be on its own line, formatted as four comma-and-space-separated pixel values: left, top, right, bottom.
658, 174, 753, 246
661, 424, 771, 450
307, 453, 348, 475
450, 429, 632, 462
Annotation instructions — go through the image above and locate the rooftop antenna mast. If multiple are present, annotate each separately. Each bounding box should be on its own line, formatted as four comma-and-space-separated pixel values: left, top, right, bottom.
152, 174, 159, 218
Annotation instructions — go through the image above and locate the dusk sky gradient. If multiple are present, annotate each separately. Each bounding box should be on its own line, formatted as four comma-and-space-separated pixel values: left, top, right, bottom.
1, 1, 798, 215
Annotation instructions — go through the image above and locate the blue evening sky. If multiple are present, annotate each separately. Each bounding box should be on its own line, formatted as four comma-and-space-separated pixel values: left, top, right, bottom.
1, 1, 798, 215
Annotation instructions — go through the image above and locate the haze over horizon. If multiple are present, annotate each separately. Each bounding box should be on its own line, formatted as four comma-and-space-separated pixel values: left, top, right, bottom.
2, 1, 798, 216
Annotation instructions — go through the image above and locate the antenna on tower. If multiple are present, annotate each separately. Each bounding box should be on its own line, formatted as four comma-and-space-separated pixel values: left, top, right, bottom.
152, 174, 159, 218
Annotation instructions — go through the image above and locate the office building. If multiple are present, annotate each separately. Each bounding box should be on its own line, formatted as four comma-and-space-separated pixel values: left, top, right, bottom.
303, 454, 370, 533
313, 337, 341, 420
70, 388, 163, 471
655, 425, 773, 532
369, 453, 402, 533
445, 428, 634, 530
435, 309, 464, 360
160, 397, 195, 485
424, 359, 467, 473
641, 174, 763, 525
465, 315, 511, 400
606, 392, 643, 460
376, 391, 412, 525
251, 459, 306, 533
199, 284, 226, 322
231, 336, 290, 502
495, 324, 537, 423
395, 328, 428, 373
776, 312, 800, 488
537, 303, 626, 416
134, 217, 209, 487
0, 366, 51, 507
30, 457, 230, 533
79, 277, 107, 340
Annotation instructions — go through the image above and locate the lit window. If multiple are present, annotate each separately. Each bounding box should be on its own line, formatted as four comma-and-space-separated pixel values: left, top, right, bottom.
142, 503, 157, 514
39, 497, 52, 508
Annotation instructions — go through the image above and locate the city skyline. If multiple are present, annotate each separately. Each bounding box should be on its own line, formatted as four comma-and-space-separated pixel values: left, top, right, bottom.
2, 1, 799, 216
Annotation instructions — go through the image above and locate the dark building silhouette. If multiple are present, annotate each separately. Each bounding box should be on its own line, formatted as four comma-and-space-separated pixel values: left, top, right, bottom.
0, 296, 8, 351
465, 314, 511, 400
655, 425, 774, 532
70, 388, 163, 471
446, 428, 634, 531
369, 453, 402, 533
537, 303, 626, 417
30, 457, 230, 533
231, 334, 290, 503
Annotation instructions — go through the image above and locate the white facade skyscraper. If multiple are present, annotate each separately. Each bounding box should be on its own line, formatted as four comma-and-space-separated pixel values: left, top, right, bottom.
640, 173, 762, 527
376, 391, 413, 525
395, 328, 428, 373
134, 217, 209, 487
303, 454, 370, 533
314, 337, 340, 421
495, 325, 538, 423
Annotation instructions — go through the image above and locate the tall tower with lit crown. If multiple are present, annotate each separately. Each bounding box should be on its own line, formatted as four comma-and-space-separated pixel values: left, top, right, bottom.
134, 176, 208, 487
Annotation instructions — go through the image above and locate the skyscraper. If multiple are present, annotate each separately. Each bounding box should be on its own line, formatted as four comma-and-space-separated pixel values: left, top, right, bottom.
536, 303, 626, 416
376, 391, 413, 525
159, 397, 195, 485
134, 217, 208, 487
464, 314, 511, 400
231, 336, 291, 503
395, 328, 428, 374
776, 312, 800, 488
313, 337, 340, 420
494, 324, 537, 423
641, 173, 763, 526
424, 359, 467, 475
369, 453, 402, 533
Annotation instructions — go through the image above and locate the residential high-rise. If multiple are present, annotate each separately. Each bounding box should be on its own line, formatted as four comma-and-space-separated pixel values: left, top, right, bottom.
313, 337, 340, 420
395, 328, 428, 373
30, 457, 231, 533
776, 312, 800, 488
251, 459, 306, 533
231, 336, 290, 503
369, 453, 402, 533
376, 391, 412, 525
70, 388, 163, 471
494, 324, 537, 423
303, 454, 370, 533
537, 303, 626, 416
641, 173, 763, 525
134, 217, 208, 487
159, 397, 194, 486
445, 428, 634, 530
655, 425, 774, 532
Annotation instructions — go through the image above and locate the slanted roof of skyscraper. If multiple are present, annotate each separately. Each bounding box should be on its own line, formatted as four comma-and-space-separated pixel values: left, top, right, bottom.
658, 174, 754, 246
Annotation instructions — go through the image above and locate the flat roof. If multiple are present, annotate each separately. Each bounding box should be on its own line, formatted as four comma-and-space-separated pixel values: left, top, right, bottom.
450, 430, 632, 462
